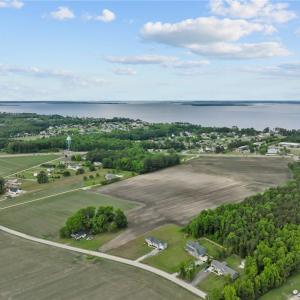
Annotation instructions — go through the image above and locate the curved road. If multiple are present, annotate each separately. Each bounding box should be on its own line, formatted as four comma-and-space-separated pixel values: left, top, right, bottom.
0, 225, 206, 299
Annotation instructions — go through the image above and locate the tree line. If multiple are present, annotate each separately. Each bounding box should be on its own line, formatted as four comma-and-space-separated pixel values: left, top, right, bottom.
87, 145, 180, 174
184, 162, 300, 300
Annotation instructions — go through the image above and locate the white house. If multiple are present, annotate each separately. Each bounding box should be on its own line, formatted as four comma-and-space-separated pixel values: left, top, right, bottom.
266, 147, 279, 156
145, 237, 167, 250
67, 164, 81, 171
279, 142, 300, 148
7, 187, 23, 197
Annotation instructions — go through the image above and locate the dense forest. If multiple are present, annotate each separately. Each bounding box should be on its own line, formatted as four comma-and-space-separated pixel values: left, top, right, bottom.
184, 162, 300, 300
86, 146, 180, 173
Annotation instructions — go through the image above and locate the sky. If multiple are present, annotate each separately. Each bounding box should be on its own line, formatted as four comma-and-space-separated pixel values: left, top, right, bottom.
0, 0, 300, 101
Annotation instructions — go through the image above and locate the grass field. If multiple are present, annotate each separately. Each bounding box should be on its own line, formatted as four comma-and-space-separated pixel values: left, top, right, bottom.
225, 254, 242, 271
199, 238, 224, 259
198, 273, 228, 296
0, 190, 137, 244
110, 224, 195, 273
0, 232, 199, 300
259, 271, 300, 300
0, 154, 59, 177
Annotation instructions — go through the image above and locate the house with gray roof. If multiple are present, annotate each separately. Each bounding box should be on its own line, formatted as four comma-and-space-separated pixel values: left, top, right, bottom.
210, 260, 238, 279
185, 241, 207, 261
145, 237, 167, 250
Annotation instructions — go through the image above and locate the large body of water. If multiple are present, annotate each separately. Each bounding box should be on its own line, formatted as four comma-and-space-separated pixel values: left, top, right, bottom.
1, 101, 300, 130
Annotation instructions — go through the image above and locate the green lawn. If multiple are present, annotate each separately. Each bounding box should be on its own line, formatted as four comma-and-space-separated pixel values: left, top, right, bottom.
225, 254, 242, 271
0, 190, 137, 243
259, 271, 300, 300
0, 154, 59, 177
109, 233, 151, 260
110, 224, 196, 274
198, 273, 229, 295
199, 238, 224, 259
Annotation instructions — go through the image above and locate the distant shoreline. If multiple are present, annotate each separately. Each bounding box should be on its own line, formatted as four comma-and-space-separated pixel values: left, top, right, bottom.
1, 100, 300, 107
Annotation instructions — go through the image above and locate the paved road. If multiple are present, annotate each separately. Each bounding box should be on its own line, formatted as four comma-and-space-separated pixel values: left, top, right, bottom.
0, 225, 207, 299
192, 269, 210, 287
136, 248, 159, 262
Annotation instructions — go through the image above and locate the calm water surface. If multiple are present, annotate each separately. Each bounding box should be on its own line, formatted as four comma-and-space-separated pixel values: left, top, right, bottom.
0, 102, 300, 130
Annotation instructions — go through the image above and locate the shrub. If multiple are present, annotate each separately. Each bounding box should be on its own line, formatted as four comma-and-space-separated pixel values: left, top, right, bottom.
63, 170, 71, 177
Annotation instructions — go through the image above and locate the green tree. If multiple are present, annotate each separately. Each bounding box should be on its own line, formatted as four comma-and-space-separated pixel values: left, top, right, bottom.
223, 286, 240, 300
37, 171, 48, 184
0, 177, 5, 194
115, 209, 128, 228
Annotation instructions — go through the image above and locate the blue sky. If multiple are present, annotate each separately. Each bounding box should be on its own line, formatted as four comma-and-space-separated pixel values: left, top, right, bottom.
0, 0, 299, 101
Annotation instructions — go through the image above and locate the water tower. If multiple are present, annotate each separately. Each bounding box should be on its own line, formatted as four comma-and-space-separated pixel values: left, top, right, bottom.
66, 135, 72, 151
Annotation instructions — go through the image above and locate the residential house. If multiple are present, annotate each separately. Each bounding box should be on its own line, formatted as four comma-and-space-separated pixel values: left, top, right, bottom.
279, 142, 300, 148
185, 241, 208, 262
210, 260, 238, 279
266, 147, 279, 156
67, 164, 81, 171
105, 173, 120, 181
145, 237, 167, 250
7, 187, 22, 197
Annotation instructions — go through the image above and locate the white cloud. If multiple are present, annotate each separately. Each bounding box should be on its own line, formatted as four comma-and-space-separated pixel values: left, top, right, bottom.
85, 9, 116, 23
243, 62, 300, 77
165, 60, 210, 68
0, 64, 104, 87
112, 67, 137, 76
50, 6, 75, 21
140, 16, 290, 59
106, 55, 178, 65
210, 0, 296, 23
0, 0, 23, 9
188, 42, 290, 59
106, 55, 210, 75
141, 17, 274, 46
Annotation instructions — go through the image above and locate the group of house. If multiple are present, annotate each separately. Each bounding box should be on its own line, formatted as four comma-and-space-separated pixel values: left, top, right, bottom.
105, 173, 123, 181
145, 237, 238, 279
4, 179, 23, 197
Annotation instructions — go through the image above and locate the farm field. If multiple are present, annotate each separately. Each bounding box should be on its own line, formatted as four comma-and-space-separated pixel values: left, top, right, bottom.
0, 190, 137, 243
0, 232, 199, 300
0, 154, 59, 177
99, 156, 291, 251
